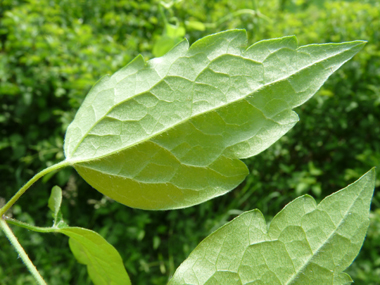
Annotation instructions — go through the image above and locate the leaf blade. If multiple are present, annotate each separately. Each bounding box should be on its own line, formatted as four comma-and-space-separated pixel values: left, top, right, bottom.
58, 227, 131, 285
64, 30, 366, 209
11, 187, 132, 285
48, 185, 62, 223
168, 169, 376, 285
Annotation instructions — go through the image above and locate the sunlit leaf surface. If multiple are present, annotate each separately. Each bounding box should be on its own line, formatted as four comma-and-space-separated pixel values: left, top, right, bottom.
169, 169, 376, 285
64, 30, 365, 210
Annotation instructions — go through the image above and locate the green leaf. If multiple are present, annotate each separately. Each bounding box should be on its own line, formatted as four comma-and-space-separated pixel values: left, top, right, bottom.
153, 23, 186, 57
58, 227, 131, 285
48, 186, 62, 223
168, 168, 376, 285
165, 24, 186, 38
63, 30, 365, 210
153, 35, 183, 57
6, 192, 131, 285
185, 20, 206, 31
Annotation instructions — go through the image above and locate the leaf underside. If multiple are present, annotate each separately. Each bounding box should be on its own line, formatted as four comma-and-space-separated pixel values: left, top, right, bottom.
59, 227, 131, 285
45, 187, 131, 285
63, 29, 365, 210
168, 169, 376, 285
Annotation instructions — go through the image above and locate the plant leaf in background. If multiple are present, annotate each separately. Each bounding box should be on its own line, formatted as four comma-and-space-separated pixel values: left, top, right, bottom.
168, 168, 376, 285
63, 29, 365, 210
153, 23, 186, 57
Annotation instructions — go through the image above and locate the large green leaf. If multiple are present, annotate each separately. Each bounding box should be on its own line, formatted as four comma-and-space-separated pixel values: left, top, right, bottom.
168, 168, 376, 285
63, 30, 365, 210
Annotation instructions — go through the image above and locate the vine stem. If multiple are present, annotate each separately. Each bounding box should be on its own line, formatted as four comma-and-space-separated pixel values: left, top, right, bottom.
0, 218, 47, 285
4, 216, 58, 233
0, 160, 70, 217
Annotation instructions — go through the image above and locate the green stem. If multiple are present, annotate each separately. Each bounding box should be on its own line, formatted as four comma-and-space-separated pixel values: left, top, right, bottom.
0, 160, 70, 216
0, 218, 47, 285
4, 216, 58, 233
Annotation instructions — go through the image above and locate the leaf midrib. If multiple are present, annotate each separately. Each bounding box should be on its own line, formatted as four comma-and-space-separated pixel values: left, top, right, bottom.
67, 42, 361, 164
68, 50, 260, 160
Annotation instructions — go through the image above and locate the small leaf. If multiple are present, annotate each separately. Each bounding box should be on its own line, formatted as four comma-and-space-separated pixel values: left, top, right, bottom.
14, 205, 131, 285
48, 186, 62, 223
153, 23, 186, 57
169, 169, 376, 285
58, 227, 131, 285
153, 35, 183, 57
185, 20, 206, 31
165, 24, 186, 38
63, 30, 365, 210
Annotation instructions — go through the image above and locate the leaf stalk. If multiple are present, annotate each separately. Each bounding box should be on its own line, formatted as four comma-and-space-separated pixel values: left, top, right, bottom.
0, 160, 70, 216
4, 216, 59, 233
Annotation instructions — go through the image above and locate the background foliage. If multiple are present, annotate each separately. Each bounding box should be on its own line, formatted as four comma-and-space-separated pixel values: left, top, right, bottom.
0, 0, 379, 284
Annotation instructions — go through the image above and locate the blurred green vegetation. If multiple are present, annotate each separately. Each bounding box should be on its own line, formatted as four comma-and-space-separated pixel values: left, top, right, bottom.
0, 0, 379, 284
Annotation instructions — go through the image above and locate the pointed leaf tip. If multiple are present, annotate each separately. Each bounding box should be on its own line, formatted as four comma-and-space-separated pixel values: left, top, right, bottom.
169, 170, 376, 284
64, 30, 365, 210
